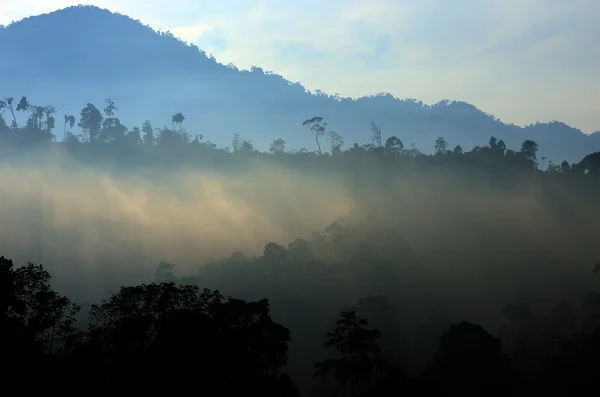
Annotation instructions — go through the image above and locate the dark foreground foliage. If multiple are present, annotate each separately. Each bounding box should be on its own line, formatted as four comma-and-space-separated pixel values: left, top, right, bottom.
2, 255, 598, 396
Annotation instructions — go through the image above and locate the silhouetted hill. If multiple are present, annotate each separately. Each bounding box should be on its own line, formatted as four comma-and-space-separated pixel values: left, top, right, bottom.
1, 5, 598, 163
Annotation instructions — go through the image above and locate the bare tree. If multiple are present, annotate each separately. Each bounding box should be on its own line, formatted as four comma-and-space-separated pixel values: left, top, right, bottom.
327, 130, 344, 154
370, 122, 382, 149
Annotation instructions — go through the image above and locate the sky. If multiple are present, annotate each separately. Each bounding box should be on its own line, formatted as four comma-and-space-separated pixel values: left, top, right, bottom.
1, 0, 599, 133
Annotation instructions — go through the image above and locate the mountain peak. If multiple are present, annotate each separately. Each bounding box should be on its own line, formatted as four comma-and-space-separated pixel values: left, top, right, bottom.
4, 5, 127, 30
0, 6, 598, 162
0, 4, 213, 80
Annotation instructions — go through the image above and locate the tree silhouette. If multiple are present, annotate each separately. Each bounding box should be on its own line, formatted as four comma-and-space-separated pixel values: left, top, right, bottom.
420, 321, 520, 396
100, 98, 127, 143
1, 257, 81, 386
519, 139, 539, 168
171, 112, 185, 131
302, 116, 327, 155
434, 136, 448, 155
232, 132, 242, 152
240, 138, 255, 153
156, 113, 189, 148
0, 96, 18, 127
3, 260, 80, 354
78, 103, 103, 142
315, 310, 385, 396
579, 152, 600, 174
263, 242, 287, 264
141, 120, 154, 146
327, 130, 344, 154
63, 114, 75, 140
370, 122, 382, 149
269, 138, 286, 154
68, 281, 297, 394
384, 136, 403, 155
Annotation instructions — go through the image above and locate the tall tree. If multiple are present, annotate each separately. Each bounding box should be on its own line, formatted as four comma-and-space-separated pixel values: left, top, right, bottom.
141, 120, 154, 147
435, 137, 448, 155
14, 96, 56, 140
519, 140, 539, 168
315, 310, 384, 396
302, 116, 327, 155
0, 97, 18, 127
156, 113, 189, 148
2, 258, 80, 357
81, 282, 296, 395
78, 103, 103, 143
370, 122, 382, 149
101, 98, 127, 143
384, 136, 404, 155
327, 130, 344, 154
578, 152, 600, 174
127, 126, 142, 146
63, 114, 75, 141
269, 138, 286, 154
172, 112, 185, 131
232, 133, 242, 152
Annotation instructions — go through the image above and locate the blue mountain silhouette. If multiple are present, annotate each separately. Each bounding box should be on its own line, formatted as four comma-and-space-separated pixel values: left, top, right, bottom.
1, 5, 598, 163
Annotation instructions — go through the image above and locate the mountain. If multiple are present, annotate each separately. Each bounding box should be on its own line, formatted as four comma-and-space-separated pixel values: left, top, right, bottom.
1, 5, 598, 163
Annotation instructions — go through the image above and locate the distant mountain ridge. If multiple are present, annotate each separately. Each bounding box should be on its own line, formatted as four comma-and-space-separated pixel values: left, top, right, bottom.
1, 5, 598, 163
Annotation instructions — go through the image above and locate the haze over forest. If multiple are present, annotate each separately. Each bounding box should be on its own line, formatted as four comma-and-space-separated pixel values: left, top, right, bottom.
1, 4, 599, 397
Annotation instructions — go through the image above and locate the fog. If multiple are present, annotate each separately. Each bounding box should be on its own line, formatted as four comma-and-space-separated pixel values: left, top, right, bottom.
2, 142, 599, 395
1, 146, 597, 317
0, 150, 356, 297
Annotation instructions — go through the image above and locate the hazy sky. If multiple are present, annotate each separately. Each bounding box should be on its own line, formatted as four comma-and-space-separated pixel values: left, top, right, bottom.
1, 0, 599, 133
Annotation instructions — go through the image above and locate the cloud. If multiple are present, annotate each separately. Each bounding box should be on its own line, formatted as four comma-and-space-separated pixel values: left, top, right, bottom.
0, 150, 357, 298
170, 23, 215, 44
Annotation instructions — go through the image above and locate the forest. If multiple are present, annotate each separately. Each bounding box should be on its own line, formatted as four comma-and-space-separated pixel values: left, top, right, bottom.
1, 95, 599, 396
2, 5, 599, 164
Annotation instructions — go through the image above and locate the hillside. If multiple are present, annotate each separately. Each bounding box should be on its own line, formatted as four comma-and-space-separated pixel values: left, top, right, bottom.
0, 5, 598, 163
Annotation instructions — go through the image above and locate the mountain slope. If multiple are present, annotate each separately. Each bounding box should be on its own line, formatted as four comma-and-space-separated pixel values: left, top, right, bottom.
0, 5, 598, 163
